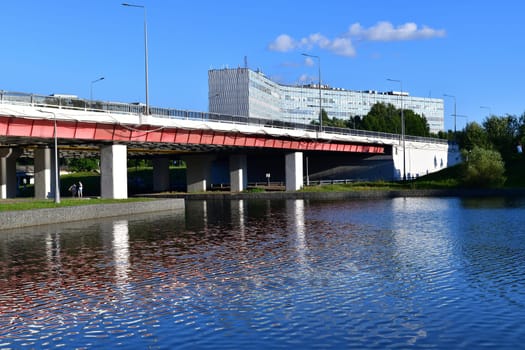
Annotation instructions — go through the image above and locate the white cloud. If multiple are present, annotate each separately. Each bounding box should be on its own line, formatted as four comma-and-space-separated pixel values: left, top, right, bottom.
269, 32, 356, 57
268, 21, 445, 57
307, 33, 331, 49
304, 57, 315, 67
330, 37, 356, 57
268, 34, 297, 52
348, 21, 446, 41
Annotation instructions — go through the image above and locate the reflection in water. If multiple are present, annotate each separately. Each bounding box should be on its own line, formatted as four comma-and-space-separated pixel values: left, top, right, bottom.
230, 199, 245, 239
286, 199, 308, 266
1, 198, 525, 349
461, 196, 525, 209
112, 220, 130, 289
45, 232, 62, 276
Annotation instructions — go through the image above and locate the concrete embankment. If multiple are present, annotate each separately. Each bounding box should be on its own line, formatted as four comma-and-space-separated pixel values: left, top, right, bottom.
0, 198, 185, 230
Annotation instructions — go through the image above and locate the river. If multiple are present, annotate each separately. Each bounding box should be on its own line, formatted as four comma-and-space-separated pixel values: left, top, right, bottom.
1, 197, 525, 349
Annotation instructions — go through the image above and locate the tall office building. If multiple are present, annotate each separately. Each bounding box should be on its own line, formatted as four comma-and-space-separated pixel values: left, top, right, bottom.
208, 68, 444, 134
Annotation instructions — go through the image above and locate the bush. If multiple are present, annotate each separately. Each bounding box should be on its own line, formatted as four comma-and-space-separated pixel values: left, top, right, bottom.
461, 147, 506, 187
67, 158, 99, 172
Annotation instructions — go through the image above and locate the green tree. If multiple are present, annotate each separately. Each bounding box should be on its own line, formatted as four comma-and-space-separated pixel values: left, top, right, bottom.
321, 112, 347, 128
361, 103, 400, 134
461, 146, 506, 187
310, 109, 328, 126
348, 115, 363, 129
434, 130, 454, 141
457, 122, 490, 151
66, 158, 99, 172
483, 115, 519, 160
404, 109, 430, 137
311, 109, 355, 129
361, 102, 430, 136
518, 111, 525, 144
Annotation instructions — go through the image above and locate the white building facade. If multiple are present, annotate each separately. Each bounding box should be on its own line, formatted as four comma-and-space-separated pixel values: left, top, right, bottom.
208, 68, 445, 134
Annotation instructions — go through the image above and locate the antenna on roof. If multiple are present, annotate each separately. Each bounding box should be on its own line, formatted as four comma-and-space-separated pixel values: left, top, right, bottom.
244, 56, 248, 69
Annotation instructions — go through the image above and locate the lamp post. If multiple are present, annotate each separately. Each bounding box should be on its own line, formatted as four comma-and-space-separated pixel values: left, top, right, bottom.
387, 78, 406, 181
90, 76, 105, 102
122, 2, 149, 115
443, 94, 457, 135
480, 105, 491, 117
38, 110, 60, 203
456, 114, 468, 129
302, 53, 322, 132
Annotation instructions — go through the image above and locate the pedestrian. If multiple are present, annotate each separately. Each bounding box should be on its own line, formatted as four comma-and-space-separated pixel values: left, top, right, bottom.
77, 181, 83, 198
68, 183, 77, 197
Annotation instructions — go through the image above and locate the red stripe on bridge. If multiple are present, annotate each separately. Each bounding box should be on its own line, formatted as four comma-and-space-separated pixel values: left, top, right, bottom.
0, 116, 384, 154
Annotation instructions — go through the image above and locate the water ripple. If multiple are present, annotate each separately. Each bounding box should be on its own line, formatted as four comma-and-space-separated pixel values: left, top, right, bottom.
1, 198, 525, 348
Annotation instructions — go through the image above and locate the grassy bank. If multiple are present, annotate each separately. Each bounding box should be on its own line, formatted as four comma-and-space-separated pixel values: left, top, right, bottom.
301, 156, 525, 193
301, 165, 463, 192
0, 198, 152, 212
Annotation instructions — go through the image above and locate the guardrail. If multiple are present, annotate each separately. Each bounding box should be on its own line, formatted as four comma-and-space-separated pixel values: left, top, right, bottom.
0, 90, 449, 145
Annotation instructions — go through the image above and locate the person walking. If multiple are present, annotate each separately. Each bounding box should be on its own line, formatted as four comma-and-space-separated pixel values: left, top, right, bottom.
68, 183, 77, 197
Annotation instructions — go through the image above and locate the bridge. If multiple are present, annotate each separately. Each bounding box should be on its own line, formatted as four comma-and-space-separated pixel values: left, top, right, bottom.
0, 90, 460, 199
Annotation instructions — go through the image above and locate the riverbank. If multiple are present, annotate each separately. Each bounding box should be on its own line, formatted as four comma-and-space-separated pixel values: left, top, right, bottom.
146, 187, 525, 200
0, 198, 184, 230
3, 188, 525, 230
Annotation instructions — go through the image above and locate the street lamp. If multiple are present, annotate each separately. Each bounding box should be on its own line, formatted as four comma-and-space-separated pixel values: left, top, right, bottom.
302, 53, 322, 132
90, 76, 105, 102
122, 2, 149, 115
443, 94, 457, 135
387, 78, 406, 181
456, 114, 468, 129
480, 105, 492, 117
38, 109, 60, 204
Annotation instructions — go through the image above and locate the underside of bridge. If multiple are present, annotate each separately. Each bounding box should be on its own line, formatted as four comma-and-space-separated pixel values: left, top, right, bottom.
0, 115, 389, 198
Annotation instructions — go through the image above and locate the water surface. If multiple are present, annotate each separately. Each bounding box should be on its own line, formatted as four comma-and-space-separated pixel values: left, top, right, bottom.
1, 197, 525, 349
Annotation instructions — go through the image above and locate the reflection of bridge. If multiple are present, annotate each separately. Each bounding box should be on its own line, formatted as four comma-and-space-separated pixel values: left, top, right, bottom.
0, 91, 459, 199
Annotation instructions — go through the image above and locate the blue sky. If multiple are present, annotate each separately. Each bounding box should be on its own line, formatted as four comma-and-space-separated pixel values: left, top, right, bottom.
2, 1, 524, 131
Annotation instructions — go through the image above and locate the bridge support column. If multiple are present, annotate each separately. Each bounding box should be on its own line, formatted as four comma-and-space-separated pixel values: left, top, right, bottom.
285, 152, 303, 191
229, 154, 247, 192
153, 157, 170, 192
6, 148, 22, 198
34, 147, 58, 199
100, 144, 128, 199
0, 148, 11, 199
183, 154, 215, 193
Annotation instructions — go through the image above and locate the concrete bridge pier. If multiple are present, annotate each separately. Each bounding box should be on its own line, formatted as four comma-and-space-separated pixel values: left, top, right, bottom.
34, 147, 58, 200
0, 153, 9, 198
0, 148, 21, 198
6, 148, 22, 198
100, 144, 128, 199
285, 152, 303, 191
153, 157, 170, 192
183, 154, 215, 193
229, 154, 248, 192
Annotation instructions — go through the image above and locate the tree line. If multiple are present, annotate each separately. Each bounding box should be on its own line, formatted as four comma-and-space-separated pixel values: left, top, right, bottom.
318, 102, 431, 137
320, 101, 525, 158
320, 103, 525, 187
